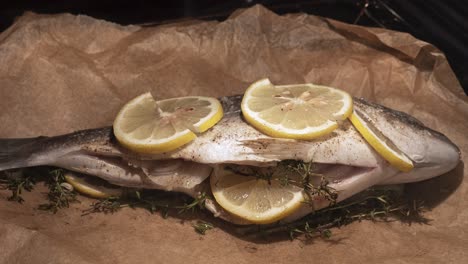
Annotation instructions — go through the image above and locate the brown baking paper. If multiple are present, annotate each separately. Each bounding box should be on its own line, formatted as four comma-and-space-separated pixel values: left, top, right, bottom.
1, 5, 467, 264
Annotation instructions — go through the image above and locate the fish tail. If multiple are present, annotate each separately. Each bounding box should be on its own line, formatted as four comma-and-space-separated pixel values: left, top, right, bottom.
0, 137, 49, 171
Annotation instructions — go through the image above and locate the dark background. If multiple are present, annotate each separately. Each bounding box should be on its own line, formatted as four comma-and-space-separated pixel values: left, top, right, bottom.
1, 0, 466, 95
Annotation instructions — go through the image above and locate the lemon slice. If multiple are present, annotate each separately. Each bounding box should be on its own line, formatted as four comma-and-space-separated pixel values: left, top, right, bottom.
210, 165, 304, 224
64, 172, 123, 199
241, 78, 353, 140
349, 110, 414, 172
113, 93, 223, 153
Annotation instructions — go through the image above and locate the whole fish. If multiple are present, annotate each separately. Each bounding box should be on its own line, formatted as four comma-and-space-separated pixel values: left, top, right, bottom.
0, 95, 460, 224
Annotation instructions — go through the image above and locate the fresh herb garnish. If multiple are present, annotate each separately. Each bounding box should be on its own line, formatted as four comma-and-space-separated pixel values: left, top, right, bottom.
236, 187, 428, 240
282, 161, 338, 207
226, 160, 338, 209
83, 190, 208, 217
38, 169, 79, 213
1, 167, 428, 239
193, 221, 215, 235
0, 169, 36, 203
81, 196, 123, 216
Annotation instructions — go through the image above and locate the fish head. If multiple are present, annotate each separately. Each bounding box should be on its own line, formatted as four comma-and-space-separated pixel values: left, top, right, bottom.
353, 99, 461, 184
381, 127, 461, 185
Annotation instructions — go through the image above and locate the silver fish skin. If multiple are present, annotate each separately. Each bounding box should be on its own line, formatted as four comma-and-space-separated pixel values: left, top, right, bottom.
0, 95, 461, 224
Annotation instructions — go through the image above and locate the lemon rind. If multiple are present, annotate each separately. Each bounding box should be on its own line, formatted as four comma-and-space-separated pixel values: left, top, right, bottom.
194, 98, 224, 133
242, 110, 339, 140
348, 110, 414, 172
65, 173, 122, 199
116, 129, 197, 154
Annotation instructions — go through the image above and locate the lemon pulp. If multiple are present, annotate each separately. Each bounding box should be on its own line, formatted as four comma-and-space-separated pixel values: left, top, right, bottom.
113, 93, 223, 154
241, 78, 353, 140
211, 165, 305, 224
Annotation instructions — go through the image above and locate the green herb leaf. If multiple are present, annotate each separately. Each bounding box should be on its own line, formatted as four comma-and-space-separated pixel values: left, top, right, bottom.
0, 169, 36, 203
38, 169, 79, 213
193, 221, 214, 235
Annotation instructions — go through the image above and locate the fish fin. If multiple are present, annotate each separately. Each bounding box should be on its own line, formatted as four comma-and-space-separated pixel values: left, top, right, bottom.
0, 137, 48, 171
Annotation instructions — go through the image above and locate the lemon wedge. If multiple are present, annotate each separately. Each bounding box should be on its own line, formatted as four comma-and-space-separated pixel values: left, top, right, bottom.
241, 78, 353, 140
210, 165, 304, 224
64, 172, 123, 199
349, 110, 414, 172
113, 93, 223, 153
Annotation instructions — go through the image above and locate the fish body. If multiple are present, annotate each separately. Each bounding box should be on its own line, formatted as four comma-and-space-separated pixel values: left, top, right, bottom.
0, 95, 460, 224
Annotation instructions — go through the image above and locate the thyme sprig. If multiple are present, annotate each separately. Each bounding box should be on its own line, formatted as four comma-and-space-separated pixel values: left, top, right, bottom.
225, 165, 275, 184
38, 169, 79, 213
283, 161, 338, 206
1, 167, 429, 239
236, 187, 428, 240
193, 221, 214, 235
0, 170, 36, 203
178, 192, 208, 214
81, 196, 123, 215
82, 190, 208, 217
226, 161, 338, 208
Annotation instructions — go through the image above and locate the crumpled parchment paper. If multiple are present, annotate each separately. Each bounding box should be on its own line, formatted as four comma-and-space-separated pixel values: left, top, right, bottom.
1, 5, 467, 264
